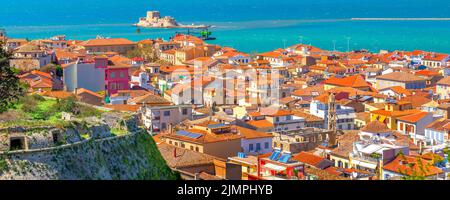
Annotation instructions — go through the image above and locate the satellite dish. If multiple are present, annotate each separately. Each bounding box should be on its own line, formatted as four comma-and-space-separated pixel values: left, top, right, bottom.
352, 172, 358, 179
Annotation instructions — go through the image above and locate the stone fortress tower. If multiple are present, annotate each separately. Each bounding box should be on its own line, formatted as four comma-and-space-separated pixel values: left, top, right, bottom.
139, 11, 179, 27
146, 11, 161, 21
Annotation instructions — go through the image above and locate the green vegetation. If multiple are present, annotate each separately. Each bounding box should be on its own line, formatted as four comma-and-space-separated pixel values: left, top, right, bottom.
126, 45, 157, 61
0, 156, 9, 173
40, 63, 63, 77
135, 132, 180, 180
111, 128, 128, 136
0, 94, 103, 128
0, 42, 25, 113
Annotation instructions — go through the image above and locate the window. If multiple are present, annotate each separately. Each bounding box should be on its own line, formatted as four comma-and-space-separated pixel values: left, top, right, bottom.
110, 72, 116, 78
264, 142, 269, 149
182, 108, 188, 115
164, 111, 170, 116
275, 117, 280, 122
190, 146, 194, 150
249, 144, 254, 151
195, 147, 199, 152
256, 143, 261, 151
120, 72, 125, 78
110, 83, 117, 90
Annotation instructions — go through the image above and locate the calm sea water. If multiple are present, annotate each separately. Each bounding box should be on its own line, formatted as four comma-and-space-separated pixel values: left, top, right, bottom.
2, 0, 450, 53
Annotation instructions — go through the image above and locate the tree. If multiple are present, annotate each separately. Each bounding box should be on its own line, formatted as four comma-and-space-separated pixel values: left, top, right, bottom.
0, 42, 24, 113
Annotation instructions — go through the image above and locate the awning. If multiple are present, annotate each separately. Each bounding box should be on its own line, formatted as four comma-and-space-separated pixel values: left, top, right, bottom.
360, 144, 383, 154
264, 163, 287, 171
351, 160, 377, 169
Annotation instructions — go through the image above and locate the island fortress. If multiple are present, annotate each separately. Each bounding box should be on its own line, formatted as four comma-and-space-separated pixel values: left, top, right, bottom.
137, 11, 179, 28
136, 11, 209, 28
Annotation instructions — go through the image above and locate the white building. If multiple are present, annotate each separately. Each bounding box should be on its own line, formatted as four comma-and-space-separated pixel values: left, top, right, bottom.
310, 100, 356, 130
237, 126, 273, 155
139, 105, 192, 133
63, 57, 106, 92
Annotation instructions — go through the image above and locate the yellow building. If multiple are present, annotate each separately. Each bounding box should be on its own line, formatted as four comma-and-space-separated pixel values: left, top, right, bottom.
436, 76, 450, 99
369, 101, 421, 130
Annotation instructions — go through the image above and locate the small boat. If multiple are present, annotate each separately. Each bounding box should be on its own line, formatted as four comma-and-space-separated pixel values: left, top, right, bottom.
199, 29, 216, 41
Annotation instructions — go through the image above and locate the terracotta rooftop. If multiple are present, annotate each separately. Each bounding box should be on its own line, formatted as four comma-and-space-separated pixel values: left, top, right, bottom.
397, 112, 430, 123
383, 154, 442, 177
236, 126, 273, 139
331, 130, 360, 158
157, 143, 216, 169
292, 152, 327, 168
81, 38, 135, 47
361, 121, 392, 133
104, 104, 141, 112
437, 76, 450, 86
376, 72, 425, 82
323, 75, 370, 88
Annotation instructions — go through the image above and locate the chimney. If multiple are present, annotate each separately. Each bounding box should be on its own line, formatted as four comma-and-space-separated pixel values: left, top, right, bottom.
194, 173, 200, 180
168, 123, 173, 134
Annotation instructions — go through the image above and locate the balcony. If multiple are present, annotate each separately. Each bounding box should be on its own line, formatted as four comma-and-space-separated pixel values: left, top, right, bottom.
350, 153, 380, 164
152, 116, 161, 121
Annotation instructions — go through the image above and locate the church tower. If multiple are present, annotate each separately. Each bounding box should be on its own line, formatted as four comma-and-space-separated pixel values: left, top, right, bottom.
327, 92, 338, 147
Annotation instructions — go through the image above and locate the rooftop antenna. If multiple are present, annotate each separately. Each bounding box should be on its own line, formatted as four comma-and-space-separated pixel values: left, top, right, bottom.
299, 35, 303, 44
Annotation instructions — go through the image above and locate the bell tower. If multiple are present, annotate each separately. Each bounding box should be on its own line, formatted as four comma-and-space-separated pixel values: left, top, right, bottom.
327, 92, 338, 146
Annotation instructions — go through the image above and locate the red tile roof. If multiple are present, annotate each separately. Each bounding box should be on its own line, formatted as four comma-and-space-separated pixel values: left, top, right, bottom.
292, 152, 326, 168
323, 75, 370, 88
397, 112, 430, 123
383, 155, 442, 177
81, 38, 135, 47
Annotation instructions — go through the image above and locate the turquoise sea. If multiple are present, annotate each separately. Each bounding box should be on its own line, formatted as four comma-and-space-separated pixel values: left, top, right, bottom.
2, 0, 450, 53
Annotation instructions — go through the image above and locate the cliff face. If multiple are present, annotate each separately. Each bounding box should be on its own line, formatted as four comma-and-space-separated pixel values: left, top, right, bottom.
0, 132, 180, 180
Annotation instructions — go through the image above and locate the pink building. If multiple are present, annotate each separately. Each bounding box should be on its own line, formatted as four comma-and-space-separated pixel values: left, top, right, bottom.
105, 64, 130, 95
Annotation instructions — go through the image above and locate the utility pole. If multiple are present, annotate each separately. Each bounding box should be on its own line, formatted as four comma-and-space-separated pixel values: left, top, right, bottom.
332, 40, 337, 52
346, 37, 351, 52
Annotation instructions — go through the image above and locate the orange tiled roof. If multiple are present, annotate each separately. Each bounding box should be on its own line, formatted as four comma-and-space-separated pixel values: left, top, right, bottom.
437, 76, 450, 86
323, 75, 370, 88
376, 72, 425, 82
361, 121, 392, 133
236, 126, 273, 139
104, 104, 141, 112
397, 112, 430, 123
163, 128, 243, 144
383, 155, 442, 177
415, 70, 441, 77
371, 109, 421, 117
76, 88, 104, 98
41, 91, 73, 99
381, 86, 411, 96
247, 119, 274, 128
292, 152, 326, 168
81, 38, 135, 47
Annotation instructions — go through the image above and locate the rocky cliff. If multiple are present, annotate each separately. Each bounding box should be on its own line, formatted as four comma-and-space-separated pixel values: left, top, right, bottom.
0, 132, 180, 180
